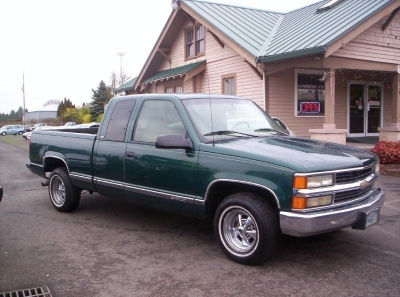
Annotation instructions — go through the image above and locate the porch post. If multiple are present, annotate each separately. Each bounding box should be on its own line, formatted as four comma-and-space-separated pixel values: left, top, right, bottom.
379, 72, 400, 141
309, 69, 347, 144
323, 70, 336, 129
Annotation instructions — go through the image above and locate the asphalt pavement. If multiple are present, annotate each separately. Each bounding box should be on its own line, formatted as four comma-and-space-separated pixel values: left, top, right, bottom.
0, 140, 399, 297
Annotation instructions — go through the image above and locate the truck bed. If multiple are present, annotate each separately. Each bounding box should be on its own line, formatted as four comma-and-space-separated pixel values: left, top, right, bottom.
29, 129, 97, 178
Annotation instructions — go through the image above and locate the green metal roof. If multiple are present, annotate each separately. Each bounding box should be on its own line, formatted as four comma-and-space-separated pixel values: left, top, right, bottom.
142, 60, 206, 84
182, 0, 395, 62
114, 77, 137, 93
183, 0, 283, 57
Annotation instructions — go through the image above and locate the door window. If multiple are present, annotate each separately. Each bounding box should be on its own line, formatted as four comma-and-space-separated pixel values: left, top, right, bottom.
367, 85, 381, 134
133, 100, 186, 143
103, 100, 136, 142
349, 84, 364, 134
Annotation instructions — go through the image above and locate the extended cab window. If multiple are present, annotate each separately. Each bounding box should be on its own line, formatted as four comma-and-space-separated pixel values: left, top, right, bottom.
104, 100, 136, 141
133, 100, 186, 143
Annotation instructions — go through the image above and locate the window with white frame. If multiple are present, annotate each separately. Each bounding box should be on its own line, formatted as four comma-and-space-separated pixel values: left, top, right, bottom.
165, 85, 183, 94
296, 71, 325, 116
222, 75, 236, 96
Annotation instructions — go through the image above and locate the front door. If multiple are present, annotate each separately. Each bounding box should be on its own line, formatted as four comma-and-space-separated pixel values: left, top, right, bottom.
348, 83, 383, 137
125, 99, 199, 201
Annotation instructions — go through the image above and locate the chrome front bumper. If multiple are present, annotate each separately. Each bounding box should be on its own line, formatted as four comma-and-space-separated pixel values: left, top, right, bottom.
280, 188, 385, 237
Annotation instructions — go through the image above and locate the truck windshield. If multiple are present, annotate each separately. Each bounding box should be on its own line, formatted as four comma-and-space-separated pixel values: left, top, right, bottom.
182, 98, 286, 143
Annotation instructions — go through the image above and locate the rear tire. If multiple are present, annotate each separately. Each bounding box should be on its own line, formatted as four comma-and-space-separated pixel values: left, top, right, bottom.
214, 192, 279, 265
19, 131, 23, 135
48, 168, 81, 212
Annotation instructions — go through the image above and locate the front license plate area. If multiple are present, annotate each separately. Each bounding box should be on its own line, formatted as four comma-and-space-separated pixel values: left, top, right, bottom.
353, 208, 380, 230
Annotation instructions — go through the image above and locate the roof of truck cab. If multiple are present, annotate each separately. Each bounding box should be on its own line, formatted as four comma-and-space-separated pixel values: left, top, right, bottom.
113, 93, 249, 102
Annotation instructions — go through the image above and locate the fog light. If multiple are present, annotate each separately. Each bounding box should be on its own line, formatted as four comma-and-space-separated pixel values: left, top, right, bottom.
306, 195, 333, 208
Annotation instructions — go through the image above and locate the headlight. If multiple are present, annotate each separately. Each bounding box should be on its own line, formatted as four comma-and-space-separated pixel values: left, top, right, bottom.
293, 174, 333, 189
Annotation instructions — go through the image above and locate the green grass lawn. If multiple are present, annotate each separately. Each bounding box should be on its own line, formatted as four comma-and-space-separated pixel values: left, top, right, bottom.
0, 135, 29, 151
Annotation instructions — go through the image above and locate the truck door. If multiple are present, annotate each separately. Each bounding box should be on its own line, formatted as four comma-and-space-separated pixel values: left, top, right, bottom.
93, 99, 136, 196
124, 99, 198, 203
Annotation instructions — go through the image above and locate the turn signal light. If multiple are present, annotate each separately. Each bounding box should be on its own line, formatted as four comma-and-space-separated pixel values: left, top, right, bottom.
293, 176, 307, 189
292, 196, 306, 209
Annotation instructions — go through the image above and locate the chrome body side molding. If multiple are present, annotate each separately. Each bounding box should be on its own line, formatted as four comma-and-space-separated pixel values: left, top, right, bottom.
93, 177, 199, 204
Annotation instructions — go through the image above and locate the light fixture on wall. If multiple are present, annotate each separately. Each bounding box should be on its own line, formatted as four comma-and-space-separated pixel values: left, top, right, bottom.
171, 0, 181, 10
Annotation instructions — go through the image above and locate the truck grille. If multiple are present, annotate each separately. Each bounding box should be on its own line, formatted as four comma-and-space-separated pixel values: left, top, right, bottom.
335, 166, 374, 184
334, 184, 374, 203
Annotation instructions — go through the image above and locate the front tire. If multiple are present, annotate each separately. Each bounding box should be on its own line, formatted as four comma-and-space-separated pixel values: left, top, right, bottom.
48, 168, 81, 212
214, 192, 279, 265
1, 132, 6, 136
19, 131, 23, 135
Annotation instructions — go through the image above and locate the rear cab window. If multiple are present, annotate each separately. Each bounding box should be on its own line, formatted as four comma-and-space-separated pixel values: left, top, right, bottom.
102, 100, 136, 142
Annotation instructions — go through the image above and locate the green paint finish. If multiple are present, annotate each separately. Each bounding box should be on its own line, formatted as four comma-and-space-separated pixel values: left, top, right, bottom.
29, 94, 377, 217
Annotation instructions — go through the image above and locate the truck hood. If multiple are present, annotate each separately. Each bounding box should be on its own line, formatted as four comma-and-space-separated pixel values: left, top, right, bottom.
204, 136, 376, 173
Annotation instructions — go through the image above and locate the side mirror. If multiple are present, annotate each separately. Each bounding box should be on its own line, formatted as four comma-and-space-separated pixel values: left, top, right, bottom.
155, 134, 193, 149
272, 117, 290, 134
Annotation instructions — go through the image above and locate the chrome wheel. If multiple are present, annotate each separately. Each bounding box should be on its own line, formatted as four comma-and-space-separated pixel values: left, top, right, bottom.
50, 175, 66, 207
219, 206, 259, 257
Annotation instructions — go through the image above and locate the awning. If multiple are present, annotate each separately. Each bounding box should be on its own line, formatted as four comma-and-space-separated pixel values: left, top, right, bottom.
141, 60, 206, 85
114, 77, 137, 93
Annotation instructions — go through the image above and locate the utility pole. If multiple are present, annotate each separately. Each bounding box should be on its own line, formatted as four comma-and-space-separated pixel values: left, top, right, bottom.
116, 52, 125, 84
22, 72, 26, 124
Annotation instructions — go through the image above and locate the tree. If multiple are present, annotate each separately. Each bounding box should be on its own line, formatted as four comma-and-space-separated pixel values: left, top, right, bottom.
57, 98, 75, 117
90, 80, 113, 121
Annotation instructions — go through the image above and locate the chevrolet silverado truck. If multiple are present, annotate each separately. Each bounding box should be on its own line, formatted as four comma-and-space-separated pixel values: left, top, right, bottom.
27, 94, 384, 264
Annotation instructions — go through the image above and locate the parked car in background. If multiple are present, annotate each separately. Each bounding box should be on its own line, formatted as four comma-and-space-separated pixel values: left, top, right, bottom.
64, 122, 77, 127
0, 125, 25, 136
26, 123, 47, 132
23, 126, 53, 140
74, 122, 100, 128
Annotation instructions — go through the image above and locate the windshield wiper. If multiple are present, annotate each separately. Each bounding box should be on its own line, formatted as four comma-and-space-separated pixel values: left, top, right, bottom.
204, 130, 257, 137
254, 128, 288, 135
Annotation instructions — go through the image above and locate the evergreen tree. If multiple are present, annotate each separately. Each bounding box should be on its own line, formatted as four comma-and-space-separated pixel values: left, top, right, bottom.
57, 98, 75, 117
90, 80, 112, 121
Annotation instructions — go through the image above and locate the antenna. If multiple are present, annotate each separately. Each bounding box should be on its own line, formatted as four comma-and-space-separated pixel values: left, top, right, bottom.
205, 66, 215, 146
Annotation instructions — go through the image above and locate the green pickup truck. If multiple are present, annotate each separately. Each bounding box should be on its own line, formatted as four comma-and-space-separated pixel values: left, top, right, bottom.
27, 94, 384, 264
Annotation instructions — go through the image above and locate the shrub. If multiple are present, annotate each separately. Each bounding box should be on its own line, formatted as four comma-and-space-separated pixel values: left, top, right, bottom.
370, 141, 400, 164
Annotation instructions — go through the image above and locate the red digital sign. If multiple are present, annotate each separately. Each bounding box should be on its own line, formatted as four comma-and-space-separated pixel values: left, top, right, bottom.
300, 102, 321, 114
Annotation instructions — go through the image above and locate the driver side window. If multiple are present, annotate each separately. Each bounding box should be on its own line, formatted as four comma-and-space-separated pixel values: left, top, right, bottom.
133, 100, 186, 143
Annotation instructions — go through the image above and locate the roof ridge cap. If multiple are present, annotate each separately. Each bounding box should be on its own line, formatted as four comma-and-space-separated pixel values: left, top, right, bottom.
184, 0, 285, 15
286, 0, 324, 14
257, 14, 285, 58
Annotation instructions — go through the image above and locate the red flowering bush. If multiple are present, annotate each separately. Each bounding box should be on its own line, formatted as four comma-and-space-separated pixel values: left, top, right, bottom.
371, 141, 400, 164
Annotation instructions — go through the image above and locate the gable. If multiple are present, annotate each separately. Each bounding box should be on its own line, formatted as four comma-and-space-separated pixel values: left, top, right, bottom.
332, 11, 400, 64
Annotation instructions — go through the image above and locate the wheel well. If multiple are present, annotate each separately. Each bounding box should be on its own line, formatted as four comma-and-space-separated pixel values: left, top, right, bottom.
44, 157, 68, 174
205, 181, 279, 219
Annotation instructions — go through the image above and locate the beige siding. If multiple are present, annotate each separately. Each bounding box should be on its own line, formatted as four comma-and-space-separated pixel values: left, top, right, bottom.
268, 70, 349, 137
152, 17, 264, 108
333, 13, 400, 64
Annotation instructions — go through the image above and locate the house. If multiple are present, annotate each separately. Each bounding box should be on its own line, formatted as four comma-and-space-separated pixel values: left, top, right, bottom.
115, 0, 400, 143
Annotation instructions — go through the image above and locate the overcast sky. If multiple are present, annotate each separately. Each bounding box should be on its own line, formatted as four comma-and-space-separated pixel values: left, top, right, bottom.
0, 0, 320, 113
